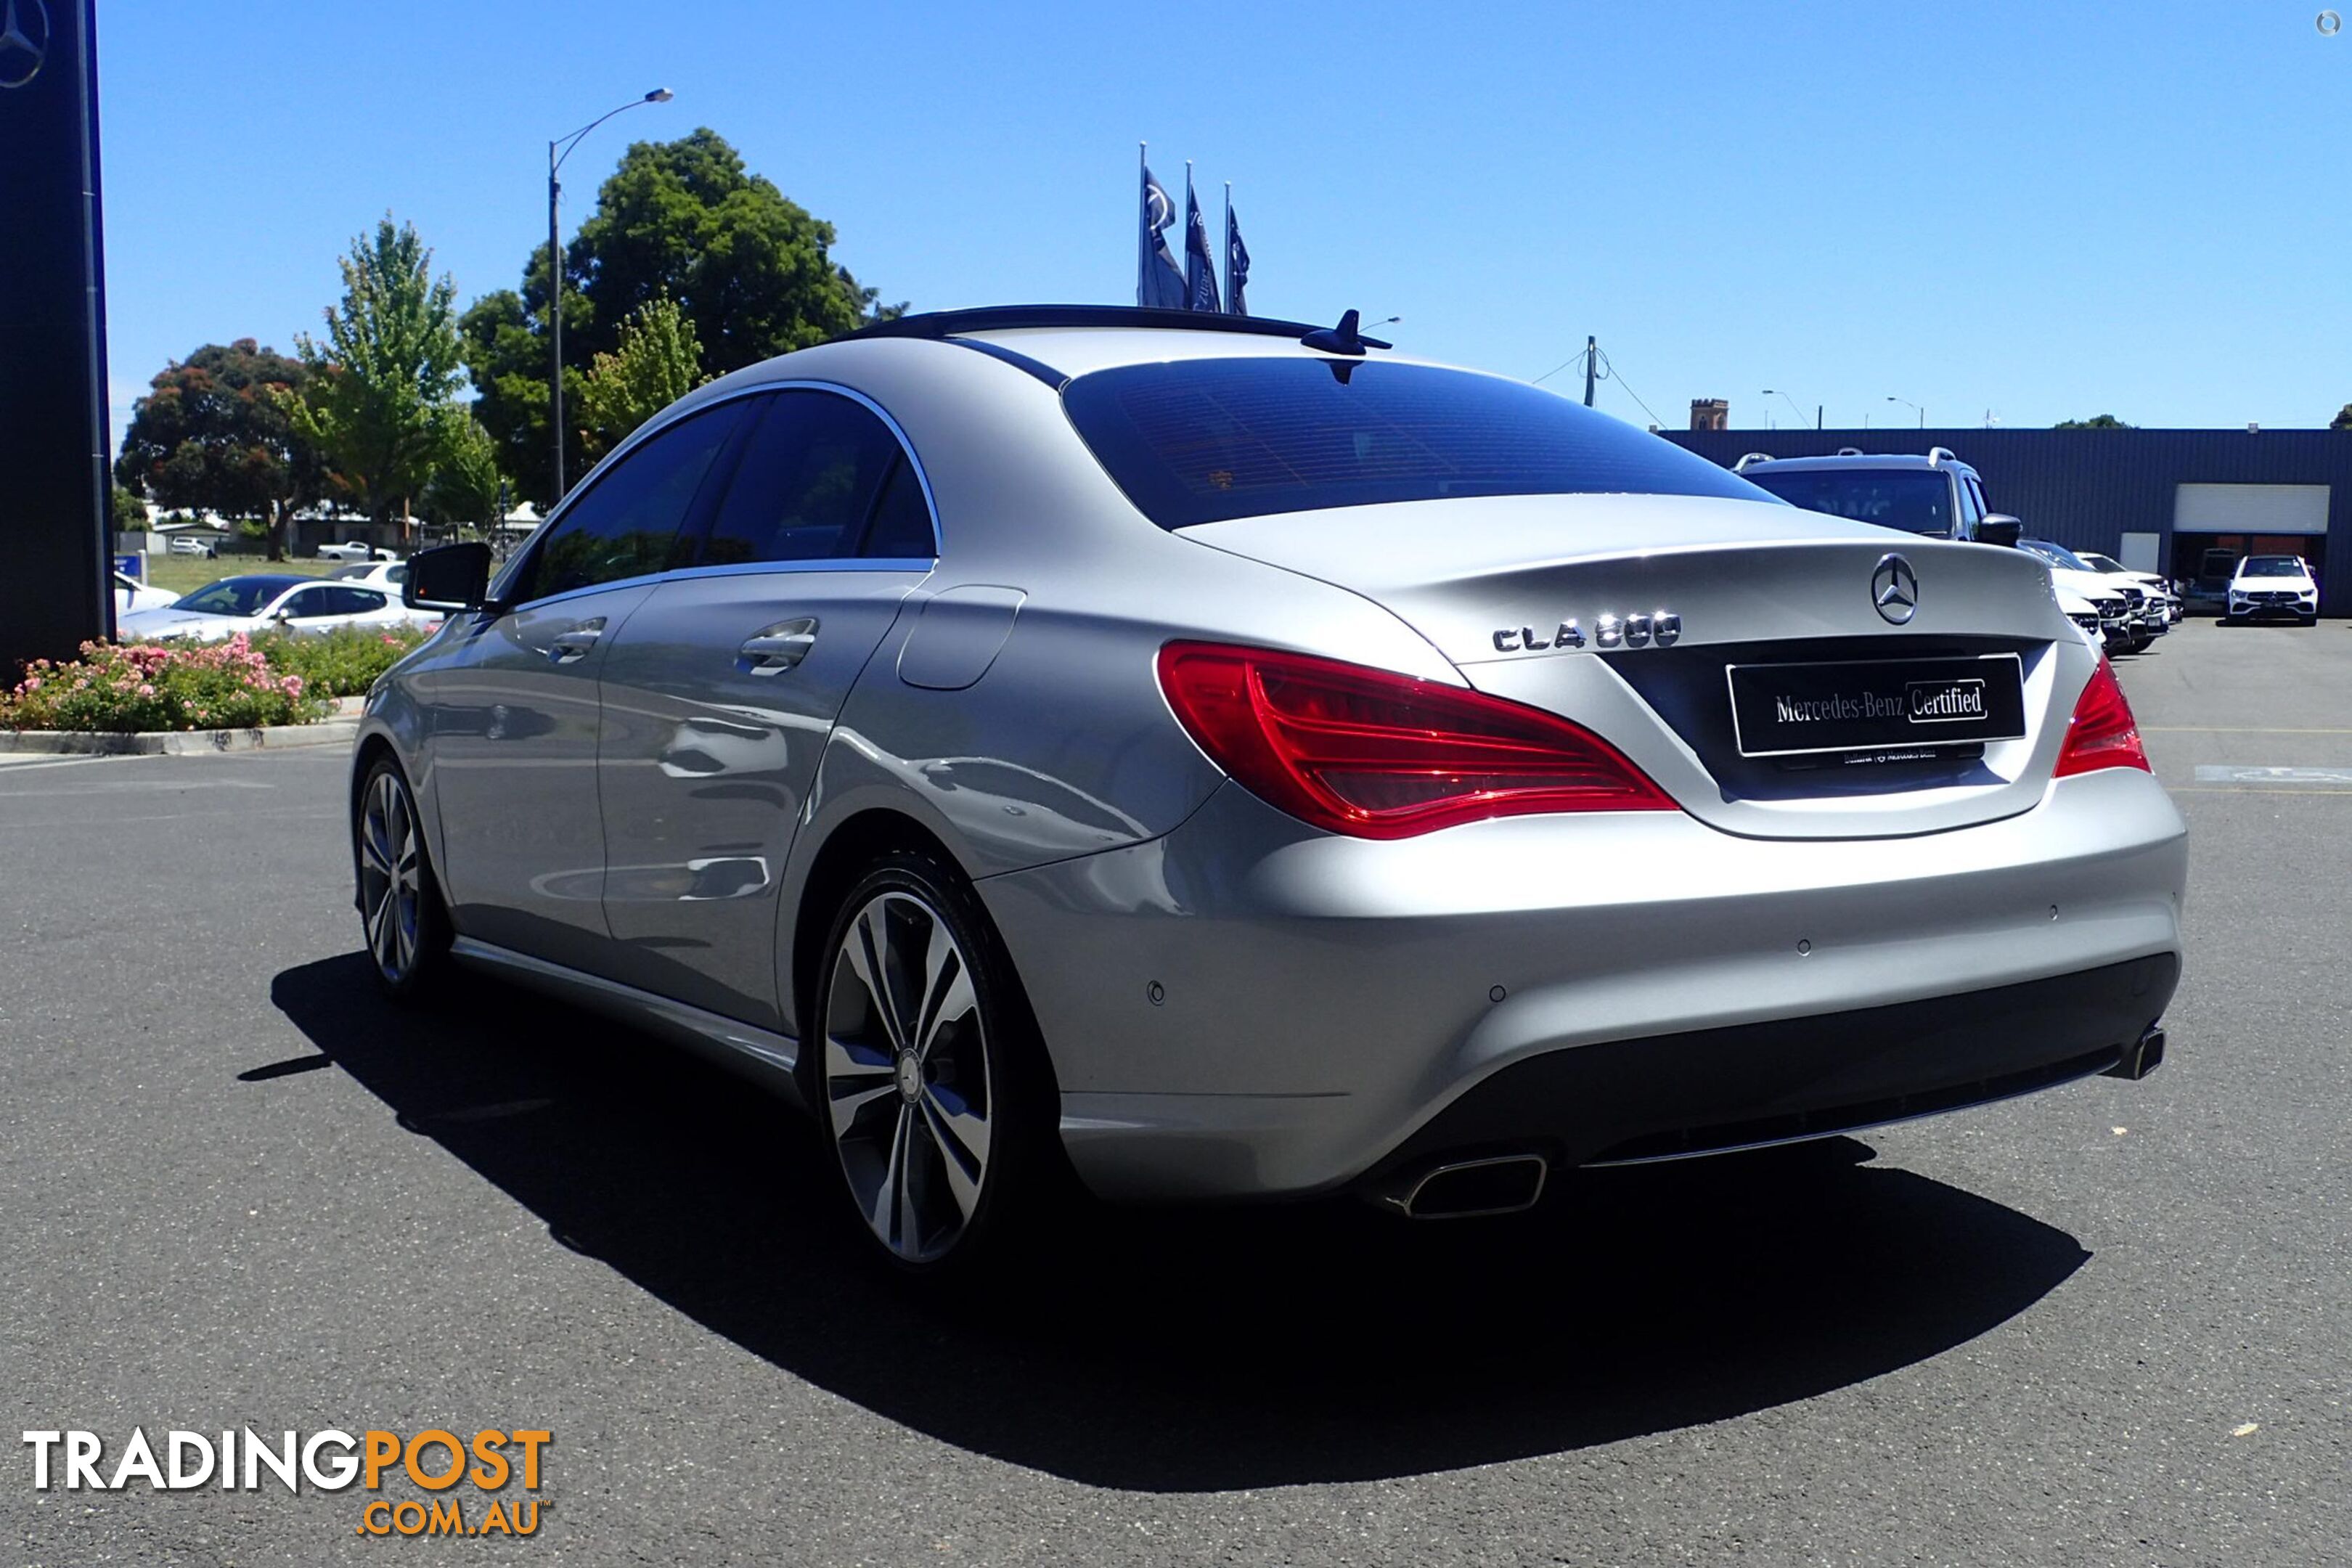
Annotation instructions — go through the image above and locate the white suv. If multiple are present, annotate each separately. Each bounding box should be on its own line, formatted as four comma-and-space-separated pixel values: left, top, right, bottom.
2226, 555, 2319, 626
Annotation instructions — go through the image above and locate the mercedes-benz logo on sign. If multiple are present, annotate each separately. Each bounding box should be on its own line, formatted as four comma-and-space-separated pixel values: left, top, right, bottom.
1872, 552, 1919, 625
0, 0, 48, 89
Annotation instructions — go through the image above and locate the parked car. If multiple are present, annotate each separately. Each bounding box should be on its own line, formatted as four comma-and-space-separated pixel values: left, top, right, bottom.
2054, 586, 2107, 646
2225, 554, 2320, 625
1730, 447, 2006, 542
121, 573, 424, 642
317, 542, 399, 563
113, 571, 175, 618
2076, 552, 2182, 624
165, 534, 221, 558
352, 305, 2185, 1278
328, 559, 409, 590
2017, 540, 2163, 651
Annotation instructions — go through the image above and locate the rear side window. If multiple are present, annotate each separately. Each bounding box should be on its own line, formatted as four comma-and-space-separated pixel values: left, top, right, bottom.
861, 457, 937, 558
1060, 358, 1768, 529
698, 391, 913, 565
322, 587, 386, 615
511, 402, 745, 603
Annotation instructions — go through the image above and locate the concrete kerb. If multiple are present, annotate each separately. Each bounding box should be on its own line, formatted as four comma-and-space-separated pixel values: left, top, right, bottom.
0, 719, 360, 756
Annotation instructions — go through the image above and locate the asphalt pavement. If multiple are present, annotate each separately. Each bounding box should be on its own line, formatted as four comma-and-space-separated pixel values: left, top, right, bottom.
2, 617, 2346, 1567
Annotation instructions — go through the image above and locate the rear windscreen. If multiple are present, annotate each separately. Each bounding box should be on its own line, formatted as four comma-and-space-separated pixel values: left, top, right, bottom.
1059, 358, 1771, 529
1741, 469, 1953, 536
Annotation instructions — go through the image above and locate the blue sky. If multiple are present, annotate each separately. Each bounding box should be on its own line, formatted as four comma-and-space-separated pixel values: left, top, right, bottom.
99, 1, 2351, 449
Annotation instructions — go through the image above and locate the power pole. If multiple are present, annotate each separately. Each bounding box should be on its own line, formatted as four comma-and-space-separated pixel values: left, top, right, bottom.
1583, 337, 1597, 407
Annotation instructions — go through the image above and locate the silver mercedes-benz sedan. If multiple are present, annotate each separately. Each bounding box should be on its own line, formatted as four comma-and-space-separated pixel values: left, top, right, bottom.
351, 306, 2186, 1276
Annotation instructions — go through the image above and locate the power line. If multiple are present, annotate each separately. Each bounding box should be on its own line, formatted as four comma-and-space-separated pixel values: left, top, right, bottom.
1593, 348, 1667, 429
1532, 340, 1668, 428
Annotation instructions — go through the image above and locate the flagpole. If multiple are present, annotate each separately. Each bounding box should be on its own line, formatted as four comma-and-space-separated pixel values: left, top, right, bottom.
1222, 180, 1233, 314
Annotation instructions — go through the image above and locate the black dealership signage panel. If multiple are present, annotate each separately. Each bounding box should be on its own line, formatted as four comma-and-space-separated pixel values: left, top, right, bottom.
1726, 654, 2027, 757
0, 0, 112, 669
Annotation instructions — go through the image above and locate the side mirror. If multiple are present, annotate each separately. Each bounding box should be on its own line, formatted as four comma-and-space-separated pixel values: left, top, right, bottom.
404, 542, 494, 614
1977, 515, 2023, 548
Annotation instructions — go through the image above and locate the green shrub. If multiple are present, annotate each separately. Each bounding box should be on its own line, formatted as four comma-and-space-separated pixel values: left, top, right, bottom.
1, 635, 329, 733
253, 624, 433, 698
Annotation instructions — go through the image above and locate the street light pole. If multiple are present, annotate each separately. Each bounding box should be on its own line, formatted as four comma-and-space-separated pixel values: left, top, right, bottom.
548, 88, 674, 502
1887, 395, 1924, 429
1762, 388, 1810, 430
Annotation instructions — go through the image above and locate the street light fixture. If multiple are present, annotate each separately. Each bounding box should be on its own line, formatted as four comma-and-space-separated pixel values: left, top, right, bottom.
1886, 395, 1924, 429
1762, 388, 1813, 429
549, 88, 674, 501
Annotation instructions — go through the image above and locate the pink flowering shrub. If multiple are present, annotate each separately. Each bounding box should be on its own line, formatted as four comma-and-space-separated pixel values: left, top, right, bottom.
250, 623, 433, 698
0, 635, 330, 733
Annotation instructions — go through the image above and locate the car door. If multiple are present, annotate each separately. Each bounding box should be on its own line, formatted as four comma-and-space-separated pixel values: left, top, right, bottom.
594, 388, 938, 1028
422, 400, 748, 971
278, 583, 390, 633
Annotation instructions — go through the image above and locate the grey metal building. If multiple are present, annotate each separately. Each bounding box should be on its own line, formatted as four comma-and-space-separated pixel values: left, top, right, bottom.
1665, 428, 2349, 616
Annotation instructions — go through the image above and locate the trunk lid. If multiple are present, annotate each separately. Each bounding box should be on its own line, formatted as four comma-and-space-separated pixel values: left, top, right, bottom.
1183, 494, 2088, 839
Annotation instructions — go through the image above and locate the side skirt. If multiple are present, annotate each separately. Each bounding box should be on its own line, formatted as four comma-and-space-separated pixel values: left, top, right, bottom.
449, 936, 805, 1110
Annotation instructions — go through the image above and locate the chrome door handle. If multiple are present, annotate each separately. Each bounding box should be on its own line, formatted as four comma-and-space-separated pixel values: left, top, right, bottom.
547, 618, 606, 664
738, 617, 819, 676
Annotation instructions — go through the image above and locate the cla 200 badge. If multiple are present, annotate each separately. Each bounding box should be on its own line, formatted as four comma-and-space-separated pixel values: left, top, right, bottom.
1491, 611, 1681, 653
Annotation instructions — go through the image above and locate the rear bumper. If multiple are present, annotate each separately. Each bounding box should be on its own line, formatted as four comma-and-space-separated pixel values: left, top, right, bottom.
981, 767, 2188, 1203
1364, 954, 2176, 1183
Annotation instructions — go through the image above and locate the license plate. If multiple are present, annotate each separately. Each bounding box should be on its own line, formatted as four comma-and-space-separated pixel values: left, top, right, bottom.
1725, 654, 2028, 758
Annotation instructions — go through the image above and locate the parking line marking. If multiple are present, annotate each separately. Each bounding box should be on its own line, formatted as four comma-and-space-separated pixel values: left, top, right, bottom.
2194, 765, 2352, 784
2170, 787, 2352, 796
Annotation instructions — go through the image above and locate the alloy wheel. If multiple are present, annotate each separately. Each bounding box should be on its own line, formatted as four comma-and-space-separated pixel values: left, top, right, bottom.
822, 890, 995, 1265
358, 769, 423, 984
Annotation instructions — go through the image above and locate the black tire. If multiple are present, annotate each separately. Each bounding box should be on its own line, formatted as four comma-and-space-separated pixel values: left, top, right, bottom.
806, 849, 1066, 1281
354, 755, 452, 1002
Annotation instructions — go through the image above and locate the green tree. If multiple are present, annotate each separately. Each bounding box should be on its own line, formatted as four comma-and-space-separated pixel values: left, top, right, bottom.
290, 217, 468, 532
462, 129, 900, 502
577, 295, 707, 462
110, 485, 148, 540
2331, 404, 2352, 431
113, 339, 322, 558
422, 414, 508, 534
2053, 414, 2134, 429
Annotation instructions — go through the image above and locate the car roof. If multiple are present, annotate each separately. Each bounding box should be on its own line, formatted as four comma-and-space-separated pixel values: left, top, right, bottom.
838, 304, 1434, 383
213, 573, 312, 592
1738, 452, 1977, 476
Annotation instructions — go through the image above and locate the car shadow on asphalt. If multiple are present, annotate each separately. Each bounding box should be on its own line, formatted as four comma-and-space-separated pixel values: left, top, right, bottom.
269, 952, 2088, 1492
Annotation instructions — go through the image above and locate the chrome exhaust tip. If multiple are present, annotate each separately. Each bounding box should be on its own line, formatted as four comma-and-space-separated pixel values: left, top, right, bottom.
2102, 1024, 2166, 1081
1378, 1153, 1549, 1220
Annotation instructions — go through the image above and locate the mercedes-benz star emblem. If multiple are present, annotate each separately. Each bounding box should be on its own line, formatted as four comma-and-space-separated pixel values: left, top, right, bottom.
0, 0, 48, 89
1872, 552, 1919, 625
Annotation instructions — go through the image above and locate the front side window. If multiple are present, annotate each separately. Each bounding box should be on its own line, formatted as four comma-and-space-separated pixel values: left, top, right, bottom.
509, 402, 746, 604
697, 391, 920, 565
1061, 358, 1767, 530
1742, 469, 1955, 536
277, 586, 335, 618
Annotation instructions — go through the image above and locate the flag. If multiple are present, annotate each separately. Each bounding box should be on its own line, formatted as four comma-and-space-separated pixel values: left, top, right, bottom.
1183, 170, 1220, 313
1137, 160, 1186, 309
1224, 198, 1250, 317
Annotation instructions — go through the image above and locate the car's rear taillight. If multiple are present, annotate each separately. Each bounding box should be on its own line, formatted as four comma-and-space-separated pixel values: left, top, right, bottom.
2052, 657, 2149, 777
1155, 641, 1676, 838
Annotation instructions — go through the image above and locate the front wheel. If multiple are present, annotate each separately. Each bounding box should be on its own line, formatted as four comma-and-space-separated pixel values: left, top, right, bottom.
810, 851, 1062, 1278
354, 756, 451, 1000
